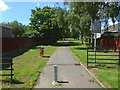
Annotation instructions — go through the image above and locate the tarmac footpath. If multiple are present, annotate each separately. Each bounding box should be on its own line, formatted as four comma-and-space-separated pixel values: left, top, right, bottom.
33, 46, 102, 88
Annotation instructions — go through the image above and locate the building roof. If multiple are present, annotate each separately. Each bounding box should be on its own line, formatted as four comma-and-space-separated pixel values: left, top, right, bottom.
0, 24, 13, 29
101, 22, 120, 33
0, 24, 13, 38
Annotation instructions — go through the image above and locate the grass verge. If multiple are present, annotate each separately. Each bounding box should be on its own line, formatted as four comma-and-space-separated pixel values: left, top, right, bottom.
70, 41, 118, 88
2, 45, 56, 88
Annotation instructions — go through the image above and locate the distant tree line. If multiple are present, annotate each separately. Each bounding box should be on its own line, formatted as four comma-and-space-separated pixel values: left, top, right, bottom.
1, 2, 120, 44
2, 21, 27, 37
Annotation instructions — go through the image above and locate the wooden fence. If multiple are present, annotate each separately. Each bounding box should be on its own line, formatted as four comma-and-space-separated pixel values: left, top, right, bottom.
2, 37, 57, 54
2, 38, 40, 53
97, 38, 120, 51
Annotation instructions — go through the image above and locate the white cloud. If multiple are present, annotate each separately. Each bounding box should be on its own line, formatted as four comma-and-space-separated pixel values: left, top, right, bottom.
0, 0, 10, 11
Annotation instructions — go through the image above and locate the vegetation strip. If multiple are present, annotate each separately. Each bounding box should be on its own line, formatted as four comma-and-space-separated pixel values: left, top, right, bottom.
69, 47, 105, 88
70, 41, 118, 88
2, 45, 56, 88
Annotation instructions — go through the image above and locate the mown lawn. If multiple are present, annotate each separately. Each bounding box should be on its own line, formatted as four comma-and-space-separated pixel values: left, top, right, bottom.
1, 45, 56, 88
70, 41, 118, 88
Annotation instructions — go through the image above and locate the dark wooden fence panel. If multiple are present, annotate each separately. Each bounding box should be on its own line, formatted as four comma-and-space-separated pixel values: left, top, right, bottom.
2, 38, 39, 53
2, 37, 57, 54
97, 38, 120, 50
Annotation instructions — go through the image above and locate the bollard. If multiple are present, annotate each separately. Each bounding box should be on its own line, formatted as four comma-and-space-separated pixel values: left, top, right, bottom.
54, 65, 58, 82
40, 47, 44, 56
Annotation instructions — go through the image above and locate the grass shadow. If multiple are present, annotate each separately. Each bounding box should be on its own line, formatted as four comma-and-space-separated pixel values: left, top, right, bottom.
42, 55, 50, 58
74, 46, 117, 52
2, 45, 38, 69
2, 45, 37, 58
73, 44, 91, 50
1, 58, 13, 69
52, 41, 82, 46
88, 65, 117, 69
2, 79, 24, 84
74, 47, 87, 50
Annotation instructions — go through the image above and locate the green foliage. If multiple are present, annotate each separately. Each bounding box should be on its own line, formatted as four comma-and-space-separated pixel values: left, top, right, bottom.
2, 45, 56, 88
96, 68, 118, 88
66, 2, 120, 43
55, 6, 70, 38
29, 6, 64, 43
2, 2, 120, 42
101, 32, 120, 38
96, 64, 107, 69
67, 2, 93, 43
99, 2, 120, 27
70, 42, 118, 88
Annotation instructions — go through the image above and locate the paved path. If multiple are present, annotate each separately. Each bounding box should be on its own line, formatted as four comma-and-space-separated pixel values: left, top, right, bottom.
33, 46, 102, 88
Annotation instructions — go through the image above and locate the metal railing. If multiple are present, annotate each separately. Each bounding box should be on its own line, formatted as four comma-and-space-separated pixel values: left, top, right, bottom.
0, 58, 14, 83
87, 47, 120, 68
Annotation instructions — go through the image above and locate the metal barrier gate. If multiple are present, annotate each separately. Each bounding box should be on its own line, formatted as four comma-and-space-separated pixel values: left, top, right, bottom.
87, 47, 120, 68
0, 58, 14, 83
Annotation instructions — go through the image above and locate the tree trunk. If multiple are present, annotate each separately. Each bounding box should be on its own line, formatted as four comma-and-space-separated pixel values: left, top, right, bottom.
81, 32, 84, 44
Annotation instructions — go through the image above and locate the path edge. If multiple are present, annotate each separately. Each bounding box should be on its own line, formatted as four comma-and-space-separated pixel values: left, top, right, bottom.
69, 47, 106, 88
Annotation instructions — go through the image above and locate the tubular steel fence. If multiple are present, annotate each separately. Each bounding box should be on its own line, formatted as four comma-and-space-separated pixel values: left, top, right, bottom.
0, 58, 13, 83
87, 47, 120, 68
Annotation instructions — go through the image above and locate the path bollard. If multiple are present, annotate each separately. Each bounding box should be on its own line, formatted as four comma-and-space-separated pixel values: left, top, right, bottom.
54, 65, 58, 82
40, 47, 44, 56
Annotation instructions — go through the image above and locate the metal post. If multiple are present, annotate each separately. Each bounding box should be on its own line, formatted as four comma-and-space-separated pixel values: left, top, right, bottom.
118, 48, 120, 65
10, 59, 12, 83
54, 65, 58, 82
87, 48, 88, 68
94, 33, 97, 64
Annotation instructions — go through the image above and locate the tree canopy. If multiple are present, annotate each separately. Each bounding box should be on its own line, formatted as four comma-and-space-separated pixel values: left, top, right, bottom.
1, 2, 120, 44
29, 6, 64, 43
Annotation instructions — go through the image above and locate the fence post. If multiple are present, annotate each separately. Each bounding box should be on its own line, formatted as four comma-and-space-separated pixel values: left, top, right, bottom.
118, 48, 120, 65
94, 47, 97, 64
10, 59, 13, 83
87, 48, 88, 68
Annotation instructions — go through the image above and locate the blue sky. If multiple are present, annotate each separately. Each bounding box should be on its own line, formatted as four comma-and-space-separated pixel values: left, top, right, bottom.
1, 1, 65, 25
0, 0, 119, 28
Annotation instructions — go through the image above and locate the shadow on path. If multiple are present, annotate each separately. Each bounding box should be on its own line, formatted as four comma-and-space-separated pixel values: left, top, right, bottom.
52, 41, 82, 46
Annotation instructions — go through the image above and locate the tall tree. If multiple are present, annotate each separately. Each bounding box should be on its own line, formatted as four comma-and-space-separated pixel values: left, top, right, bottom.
29, 6, 63, 43
67, 2, 93, 43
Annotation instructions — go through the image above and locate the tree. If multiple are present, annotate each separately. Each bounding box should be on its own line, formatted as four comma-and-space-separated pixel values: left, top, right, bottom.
53, 3, 70, 38
66, 2, 120, 44
2, 21, 27, 37
99, 2, 120, 28
29, 6, 63, 43
67, 2, 93, 44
